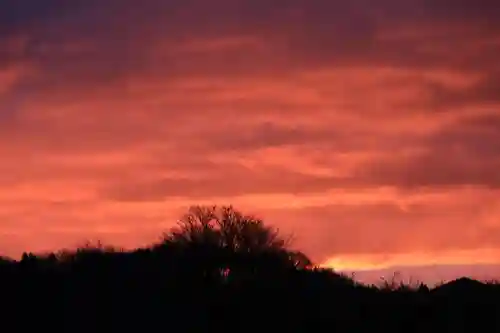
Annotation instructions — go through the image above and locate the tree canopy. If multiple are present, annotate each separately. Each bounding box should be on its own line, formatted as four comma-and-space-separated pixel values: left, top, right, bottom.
161, 205, 313, 276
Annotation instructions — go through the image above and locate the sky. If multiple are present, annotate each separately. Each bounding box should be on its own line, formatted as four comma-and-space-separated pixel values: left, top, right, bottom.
1, 0, 500, 283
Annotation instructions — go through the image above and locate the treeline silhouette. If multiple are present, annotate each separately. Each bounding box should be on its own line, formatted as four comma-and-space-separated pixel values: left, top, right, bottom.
1, 205, 499, 332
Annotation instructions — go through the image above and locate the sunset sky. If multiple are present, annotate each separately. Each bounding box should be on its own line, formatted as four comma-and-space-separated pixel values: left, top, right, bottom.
1, 0, 499, 283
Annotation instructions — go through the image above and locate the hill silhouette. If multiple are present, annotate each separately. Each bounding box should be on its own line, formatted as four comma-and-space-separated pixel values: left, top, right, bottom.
0, 205, 499, 332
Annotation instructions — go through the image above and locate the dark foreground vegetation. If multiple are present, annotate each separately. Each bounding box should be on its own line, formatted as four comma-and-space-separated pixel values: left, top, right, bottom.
1, 205, 499, 332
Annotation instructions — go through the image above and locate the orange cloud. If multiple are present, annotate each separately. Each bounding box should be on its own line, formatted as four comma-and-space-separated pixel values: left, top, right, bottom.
0, 0, 499, 283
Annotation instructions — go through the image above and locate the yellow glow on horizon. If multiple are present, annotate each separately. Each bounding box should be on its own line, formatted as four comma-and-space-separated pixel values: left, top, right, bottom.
321, 248, 500, 271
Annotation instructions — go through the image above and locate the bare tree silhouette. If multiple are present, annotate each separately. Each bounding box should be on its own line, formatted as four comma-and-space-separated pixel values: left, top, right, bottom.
164, 205, 289, 252
161, 205, 309, 282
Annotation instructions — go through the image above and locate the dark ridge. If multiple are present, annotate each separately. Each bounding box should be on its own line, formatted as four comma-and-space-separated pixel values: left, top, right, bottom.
439, 277, 487, 289
0, 205, 498, 332
432, 277, 495, 299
